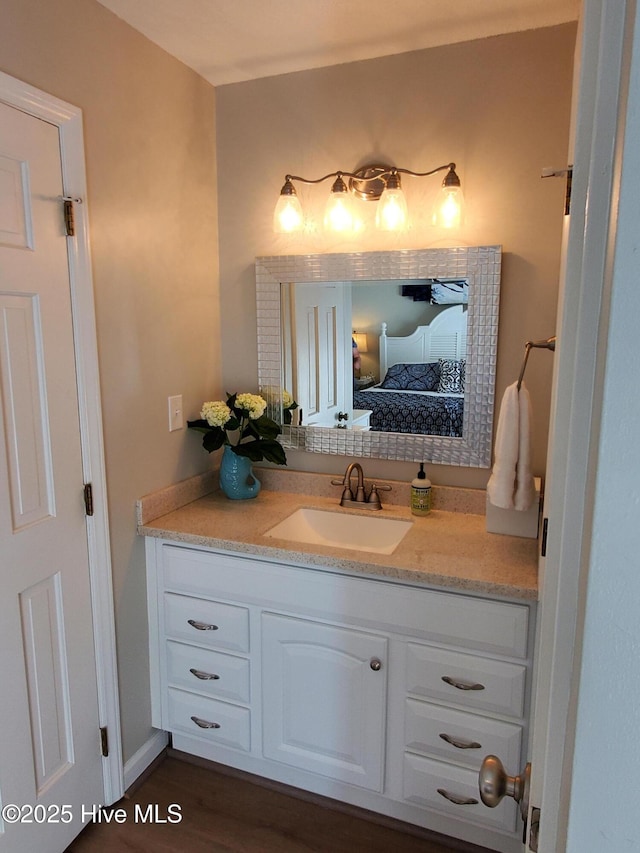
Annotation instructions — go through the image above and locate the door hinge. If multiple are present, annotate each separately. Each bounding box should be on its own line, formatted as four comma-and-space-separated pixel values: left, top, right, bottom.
84, 483, 94, 517
529, 806, 541, 851
62, 195, 83, 237
540, 166, 572, 215
564, 168, 573, 215
100, 726, 109, 757
63, 198, 75, 236
541, 517, 549, 557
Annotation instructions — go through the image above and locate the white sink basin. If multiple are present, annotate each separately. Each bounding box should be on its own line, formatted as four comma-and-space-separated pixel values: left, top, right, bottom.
264, 507, 412, 555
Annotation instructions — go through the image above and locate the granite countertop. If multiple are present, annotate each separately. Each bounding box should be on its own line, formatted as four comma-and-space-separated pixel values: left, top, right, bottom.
137, 470, 539, 602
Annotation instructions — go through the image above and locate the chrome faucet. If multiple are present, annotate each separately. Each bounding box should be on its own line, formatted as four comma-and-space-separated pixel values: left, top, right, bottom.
331, 462, 392, 510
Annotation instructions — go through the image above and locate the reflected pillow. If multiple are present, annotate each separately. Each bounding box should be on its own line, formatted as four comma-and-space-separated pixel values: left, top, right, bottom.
379, 362, 440, 392
438, 359, 466, 393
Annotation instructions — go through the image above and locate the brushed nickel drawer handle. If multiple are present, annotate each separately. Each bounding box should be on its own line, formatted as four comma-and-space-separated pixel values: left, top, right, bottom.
190, 715, 221, 729
437, 788, 479, 806
187, 619, 219, 631
442, 675, 485, 691
189, 668, 220, 681
439, 733, 482, 750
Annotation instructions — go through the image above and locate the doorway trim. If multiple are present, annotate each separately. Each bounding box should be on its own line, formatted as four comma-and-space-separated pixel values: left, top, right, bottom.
0, 71, 124, 804
528, 1, 634, 849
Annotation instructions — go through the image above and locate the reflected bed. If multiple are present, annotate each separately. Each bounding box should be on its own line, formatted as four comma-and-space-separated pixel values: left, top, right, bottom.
353, 387, 464, 436
358, 304, 467, 436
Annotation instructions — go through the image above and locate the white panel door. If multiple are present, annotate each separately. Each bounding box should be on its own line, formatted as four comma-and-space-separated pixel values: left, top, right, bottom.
293, 282, 352, 426
0, 102, 103, 852
262, 612, 387, 791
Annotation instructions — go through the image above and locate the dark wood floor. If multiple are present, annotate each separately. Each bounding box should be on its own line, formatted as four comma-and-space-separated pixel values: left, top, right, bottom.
66, 754, 494, 853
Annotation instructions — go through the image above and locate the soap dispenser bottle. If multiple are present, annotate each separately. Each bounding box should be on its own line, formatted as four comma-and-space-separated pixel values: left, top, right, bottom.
411, 463, 432, 516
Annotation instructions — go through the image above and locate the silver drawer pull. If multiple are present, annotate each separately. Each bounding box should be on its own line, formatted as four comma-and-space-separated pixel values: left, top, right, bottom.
442, 675, 485, 691
437, 788, 479, 806
187, 619, 219, 631
190, 715, 221, 730
439, 733, 482, 750
189, 668, 220, 681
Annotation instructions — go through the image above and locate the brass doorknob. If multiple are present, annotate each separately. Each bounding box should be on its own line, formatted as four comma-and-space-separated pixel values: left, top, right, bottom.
478, 755, 530, 822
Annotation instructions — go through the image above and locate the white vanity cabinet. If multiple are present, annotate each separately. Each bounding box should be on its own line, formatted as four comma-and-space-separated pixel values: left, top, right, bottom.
145, 538, 533, 853
262, 613, 387, 791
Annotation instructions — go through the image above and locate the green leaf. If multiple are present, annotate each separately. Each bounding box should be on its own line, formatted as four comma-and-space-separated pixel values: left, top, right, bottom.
259, 439, 288, 465
251, 414, 282, 439
241, 420, 258, 438
187, 419, 210, 432
202, 429, 226, 453
232, 441, 265, 462
232, 439, 287, 465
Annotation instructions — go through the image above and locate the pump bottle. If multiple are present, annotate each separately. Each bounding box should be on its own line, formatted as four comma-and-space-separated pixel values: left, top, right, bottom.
411, 463, 432, 516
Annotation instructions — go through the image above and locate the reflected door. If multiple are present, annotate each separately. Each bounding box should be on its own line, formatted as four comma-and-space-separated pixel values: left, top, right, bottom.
293, 282, 352, 426
0, 102, 103, 851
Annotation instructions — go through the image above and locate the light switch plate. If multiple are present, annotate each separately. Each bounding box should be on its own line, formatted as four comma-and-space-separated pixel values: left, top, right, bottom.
168, 395, 183, 431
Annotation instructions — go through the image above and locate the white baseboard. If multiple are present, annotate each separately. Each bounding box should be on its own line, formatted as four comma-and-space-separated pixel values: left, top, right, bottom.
123, 729, 169, 792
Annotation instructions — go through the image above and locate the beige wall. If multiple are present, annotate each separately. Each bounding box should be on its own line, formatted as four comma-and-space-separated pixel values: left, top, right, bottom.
1, 0, 220, 762
216, 24, 576, 488
0, 2, 576, 770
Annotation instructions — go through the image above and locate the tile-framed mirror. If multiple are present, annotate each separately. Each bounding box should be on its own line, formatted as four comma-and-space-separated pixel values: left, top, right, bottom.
256, 245, 501, 467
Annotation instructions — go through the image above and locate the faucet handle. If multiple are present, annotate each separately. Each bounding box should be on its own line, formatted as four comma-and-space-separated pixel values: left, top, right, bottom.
367, 485, 382, 509
366, 483, 392, 510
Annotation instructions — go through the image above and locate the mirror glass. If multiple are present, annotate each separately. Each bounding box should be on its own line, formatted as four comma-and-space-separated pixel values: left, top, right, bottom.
256, 246, 501, 467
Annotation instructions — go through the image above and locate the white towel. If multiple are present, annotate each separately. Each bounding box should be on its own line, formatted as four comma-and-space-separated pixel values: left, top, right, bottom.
486, 381, 536, 511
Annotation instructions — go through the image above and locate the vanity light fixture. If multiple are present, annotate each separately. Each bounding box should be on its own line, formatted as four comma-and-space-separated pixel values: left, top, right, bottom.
273, 162, 464, 234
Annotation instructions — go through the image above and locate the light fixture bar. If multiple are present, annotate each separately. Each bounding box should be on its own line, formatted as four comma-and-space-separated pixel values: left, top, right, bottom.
273, 162, 463, 233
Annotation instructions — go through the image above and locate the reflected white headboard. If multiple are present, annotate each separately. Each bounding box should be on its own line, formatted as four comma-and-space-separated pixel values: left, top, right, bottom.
379, 305, 468, 377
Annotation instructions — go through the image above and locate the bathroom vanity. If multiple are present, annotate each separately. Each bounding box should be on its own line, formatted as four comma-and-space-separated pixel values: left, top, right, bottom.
139, 474, 537, 853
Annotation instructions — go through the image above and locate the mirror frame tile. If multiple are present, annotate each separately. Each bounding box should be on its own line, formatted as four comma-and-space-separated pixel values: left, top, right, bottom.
256, 245, 501, 467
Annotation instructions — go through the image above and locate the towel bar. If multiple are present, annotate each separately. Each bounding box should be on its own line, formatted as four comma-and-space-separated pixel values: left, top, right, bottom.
517, 336, 556, 390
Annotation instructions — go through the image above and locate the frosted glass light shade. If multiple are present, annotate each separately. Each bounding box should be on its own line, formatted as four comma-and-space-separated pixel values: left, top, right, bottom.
273, 193, 304, 233
324, 188, 354, 232
376, 186, 408, 231
433, 184, 464, 228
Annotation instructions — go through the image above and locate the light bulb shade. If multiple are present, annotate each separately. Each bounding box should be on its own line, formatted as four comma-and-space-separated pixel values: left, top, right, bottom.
376, 186, 408, 231
433, 168, 464, 228
273, 192, 304, 233
324, 176, 355, 232
324, 192, 355, 232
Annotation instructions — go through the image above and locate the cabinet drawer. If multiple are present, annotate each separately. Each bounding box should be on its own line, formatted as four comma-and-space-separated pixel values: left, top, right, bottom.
406, 643, 526, 718
164, 593, 249, 653
167, 688, 250, 752
166, 641, 250, 704
405, 698, 522, 770
161, 545, 529, 658
403, 752, 517, 834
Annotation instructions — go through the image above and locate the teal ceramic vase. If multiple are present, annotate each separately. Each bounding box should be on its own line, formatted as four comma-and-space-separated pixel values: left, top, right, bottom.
219, 445, 261, 500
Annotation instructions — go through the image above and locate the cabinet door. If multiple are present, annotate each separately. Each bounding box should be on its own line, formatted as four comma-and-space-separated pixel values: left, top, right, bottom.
262, 613, 387, 791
